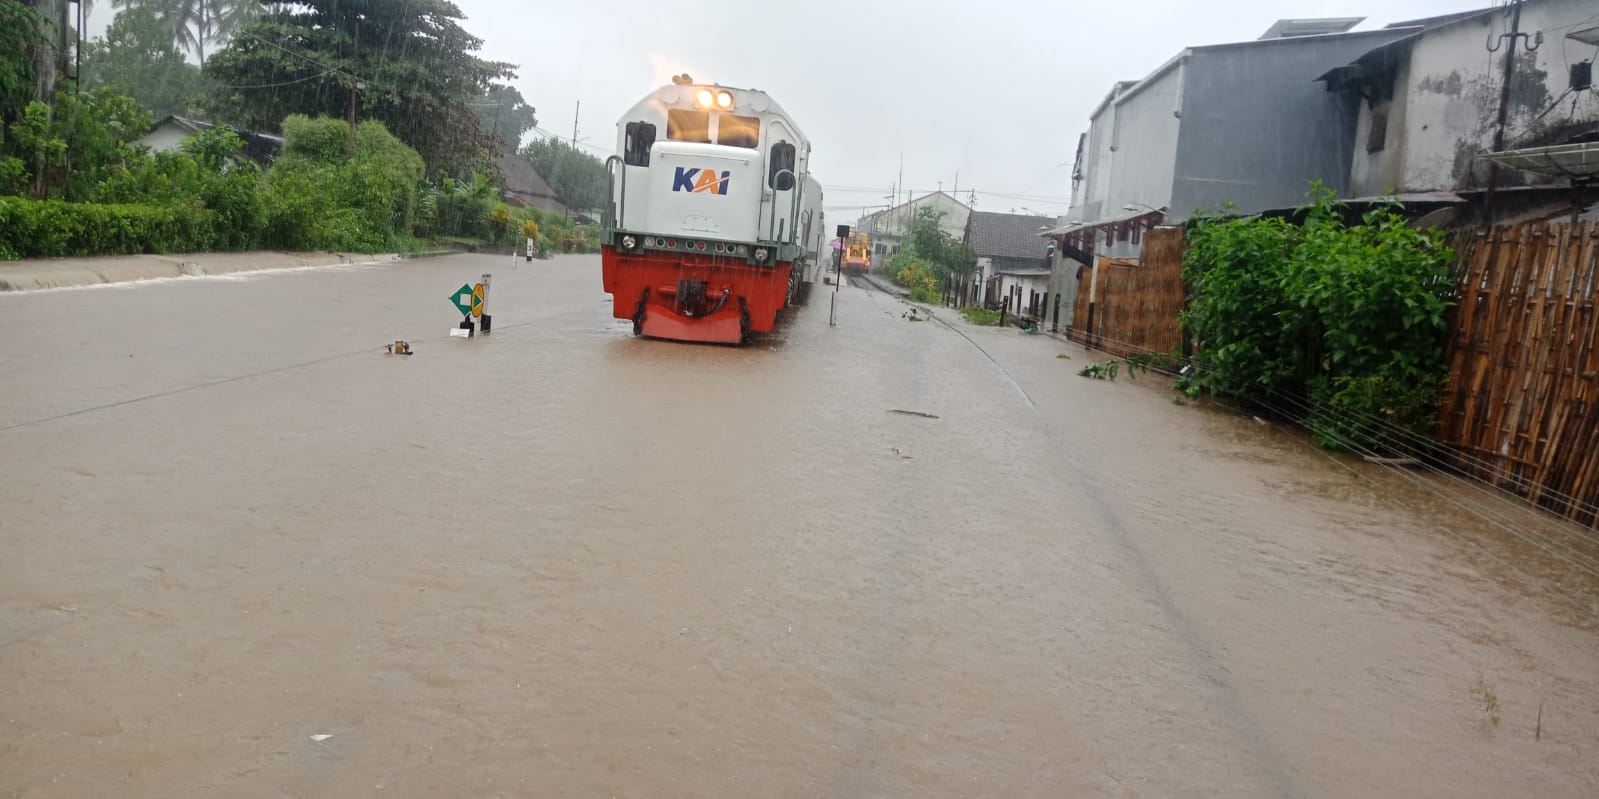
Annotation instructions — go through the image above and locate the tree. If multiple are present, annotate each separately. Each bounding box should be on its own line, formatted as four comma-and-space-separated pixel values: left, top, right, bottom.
1, 0, 48, 124
885, 206, 975, 301
82, 7, 203, 118
204, 0, 513, 177
519, 137, 606, 213
471, 83, 536, 151
19, 0, 69, 109
111, 0, 257, 65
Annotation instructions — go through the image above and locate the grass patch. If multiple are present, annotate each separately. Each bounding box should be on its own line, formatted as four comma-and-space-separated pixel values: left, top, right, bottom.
960, 306, 1002, 326
1471, 678, 1501, 727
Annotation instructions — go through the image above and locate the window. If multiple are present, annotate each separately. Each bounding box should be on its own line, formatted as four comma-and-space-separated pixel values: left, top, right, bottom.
1367, 111, 1388, 153
768, 141, 796, 190
624, 121, 655, 166
717, 114, 760, 148
667, 110, 710, 143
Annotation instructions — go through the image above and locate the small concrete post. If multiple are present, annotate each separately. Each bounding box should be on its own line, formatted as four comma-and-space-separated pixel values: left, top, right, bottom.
479, 273, 492, 334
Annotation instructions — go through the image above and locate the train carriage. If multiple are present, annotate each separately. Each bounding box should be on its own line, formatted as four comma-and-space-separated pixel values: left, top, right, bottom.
601, 77, 823, 345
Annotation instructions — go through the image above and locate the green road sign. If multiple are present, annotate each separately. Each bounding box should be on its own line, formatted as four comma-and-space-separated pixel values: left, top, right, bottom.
450, 283, 474, 316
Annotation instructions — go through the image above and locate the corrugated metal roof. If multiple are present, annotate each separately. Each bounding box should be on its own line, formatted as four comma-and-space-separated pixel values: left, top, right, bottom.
964, 211, 1055, 260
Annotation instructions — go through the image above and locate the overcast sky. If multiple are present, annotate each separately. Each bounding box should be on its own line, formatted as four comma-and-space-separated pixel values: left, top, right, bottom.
89, 0, 1481, 217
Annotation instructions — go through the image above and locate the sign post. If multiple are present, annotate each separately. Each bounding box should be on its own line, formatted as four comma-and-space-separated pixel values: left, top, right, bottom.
832, 224, 849, 326
477, 273, 492, 334
450, 283, 475, 337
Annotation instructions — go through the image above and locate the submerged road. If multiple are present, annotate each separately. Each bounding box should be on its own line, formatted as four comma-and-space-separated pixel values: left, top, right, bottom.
1, 254, 1596, 798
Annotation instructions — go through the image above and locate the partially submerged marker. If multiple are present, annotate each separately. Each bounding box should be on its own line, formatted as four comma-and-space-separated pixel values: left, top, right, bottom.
448, 274, 493, 336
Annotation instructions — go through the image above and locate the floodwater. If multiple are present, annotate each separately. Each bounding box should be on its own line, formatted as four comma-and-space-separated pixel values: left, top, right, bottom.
1, 254, 1595, 798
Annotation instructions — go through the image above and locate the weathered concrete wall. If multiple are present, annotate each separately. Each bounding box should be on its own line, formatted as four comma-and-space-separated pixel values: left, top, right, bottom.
1070, 86, 1131, 227
1349, 55, 1415, 197
858, 193, 969, 242
1106, 61, 1184, 222
1378, 0, 1599, 193
138, 123, 194, 154
1171, 31, 1405, 217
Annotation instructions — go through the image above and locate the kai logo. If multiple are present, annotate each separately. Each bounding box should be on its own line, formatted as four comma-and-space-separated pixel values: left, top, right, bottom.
671, 167, 731, 195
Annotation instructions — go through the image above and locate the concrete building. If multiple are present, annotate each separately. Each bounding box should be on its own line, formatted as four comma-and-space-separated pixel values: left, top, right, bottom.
137, 116, 284, 166
856, 191, 970, 260
962, 211, 1054, 309
1056, 18, 1418, 262
1318, 0, 1599, 199
1044, 17, 1423, 328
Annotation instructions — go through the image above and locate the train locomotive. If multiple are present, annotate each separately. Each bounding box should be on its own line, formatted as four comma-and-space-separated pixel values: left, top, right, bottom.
841, 233, 871, 276
601, 77, 825, 345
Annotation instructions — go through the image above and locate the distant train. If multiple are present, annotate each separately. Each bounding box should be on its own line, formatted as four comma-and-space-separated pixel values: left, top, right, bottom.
600, 76, 826, 345
840, 233, 870, 275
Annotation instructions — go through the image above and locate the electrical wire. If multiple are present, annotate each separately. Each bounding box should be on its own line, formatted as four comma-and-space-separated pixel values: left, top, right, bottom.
1069, 325, 1599, 527
213, 69, 337, 90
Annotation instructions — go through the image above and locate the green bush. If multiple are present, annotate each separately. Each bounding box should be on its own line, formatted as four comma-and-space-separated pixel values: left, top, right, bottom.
0, 196, 213, 258
960, 306, 1002, 325
1181, 184, 1455, 450
261, 116, 424, 251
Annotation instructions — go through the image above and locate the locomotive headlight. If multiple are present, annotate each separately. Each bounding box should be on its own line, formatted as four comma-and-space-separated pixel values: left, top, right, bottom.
754, 247, 769, 263
715, 90, 733, 109
622, 235, 637, 250
695, 88, 714, 108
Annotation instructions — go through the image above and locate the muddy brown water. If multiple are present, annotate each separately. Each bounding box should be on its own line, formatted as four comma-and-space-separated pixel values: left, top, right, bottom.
1, 255, 1595, 797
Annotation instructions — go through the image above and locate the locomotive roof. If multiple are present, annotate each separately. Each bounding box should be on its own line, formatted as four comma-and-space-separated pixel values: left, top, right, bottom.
622, 84, 809, 145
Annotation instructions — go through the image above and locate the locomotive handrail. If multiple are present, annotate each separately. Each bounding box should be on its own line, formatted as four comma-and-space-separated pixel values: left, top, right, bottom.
604, 155, 626, 231
769, 169, 798, 244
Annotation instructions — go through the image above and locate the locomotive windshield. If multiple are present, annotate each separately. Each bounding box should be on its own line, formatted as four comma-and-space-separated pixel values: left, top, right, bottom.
666, 109, 711, 143
717, 114, 760, 148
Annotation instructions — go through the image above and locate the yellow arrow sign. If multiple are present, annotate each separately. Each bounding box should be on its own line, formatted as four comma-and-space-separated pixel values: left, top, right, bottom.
471, 283, 484, 317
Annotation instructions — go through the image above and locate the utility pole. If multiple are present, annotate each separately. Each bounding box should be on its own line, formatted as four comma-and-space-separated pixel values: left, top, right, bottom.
566, 100, 580, 220
1484, 0, 1528, 217
897, 154, 905, 241
571, 100, 580, 149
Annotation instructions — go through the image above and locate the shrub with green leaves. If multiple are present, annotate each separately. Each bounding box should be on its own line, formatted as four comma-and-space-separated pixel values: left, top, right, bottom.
0, 196, 213, 257
260, 116, 424, 251
960, 306, 1002, 325
1181, 184, 1455, 450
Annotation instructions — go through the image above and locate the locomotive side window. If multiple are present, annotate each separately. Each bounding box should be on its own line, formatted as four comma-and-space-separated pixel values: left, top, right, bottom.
624, 121, 655, 166
768, 141, 796, 190
717, 114, 760, 148
667, 110, 711, 143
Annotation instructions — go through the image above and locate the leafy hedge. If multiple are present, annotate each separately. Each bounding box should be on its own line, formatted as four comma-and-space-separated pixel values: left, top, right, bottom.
1180, 185, 1455, 450
0, 77, 561, 259
0, 196, 214, 259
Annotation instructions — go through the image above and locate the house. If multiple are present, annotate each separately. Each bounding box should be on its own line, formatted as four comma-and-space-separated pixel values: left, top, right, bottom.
963, 211, 1054, 309
1317, 0, 1599, 214
137, 115, 284, 166
495, 151, 568, 215
1054, 18, 1418, 265
855, 191, 971, 260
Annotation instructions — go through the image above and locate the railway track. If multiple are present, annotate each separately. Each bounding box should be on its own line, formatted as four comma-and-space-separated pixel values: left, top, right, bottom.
843, 272, 905, 297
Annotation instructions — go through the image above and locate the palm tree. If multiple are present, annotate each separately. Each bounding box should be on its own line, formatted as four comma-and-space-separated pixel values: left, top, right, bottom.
110, 0, 255, 65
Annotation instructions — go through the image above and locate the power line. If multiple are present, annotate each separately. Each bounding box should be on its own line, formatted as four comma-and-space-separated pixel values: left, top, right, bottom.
235, 29, 354, 82
214, 69, 336, 90
1060, 328, 1599, 588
